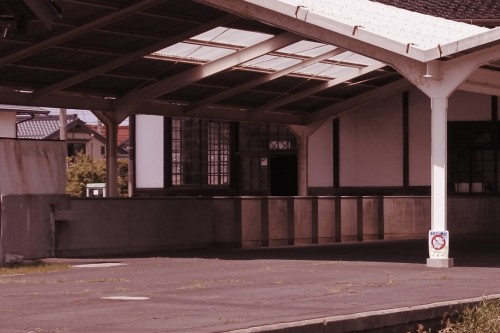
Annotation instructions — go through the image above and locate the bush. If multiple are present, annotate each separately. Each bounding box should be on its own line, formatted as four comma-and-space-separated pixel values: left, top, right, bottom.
66, 152, 128, 197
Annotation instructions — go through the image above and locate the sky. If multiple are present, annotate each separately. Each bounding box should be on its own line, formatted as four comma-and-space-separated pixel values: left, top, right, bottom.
48, 108, 129, 125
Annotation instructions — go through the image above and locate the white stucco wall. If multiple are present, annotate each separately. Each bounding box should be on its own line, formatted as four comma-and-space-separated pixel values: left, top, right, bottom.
135, 115, 164, 188
408, 88, 431, 186
340, 93, 403, 186
0, 112, 16, 138
308, 120, 333, 187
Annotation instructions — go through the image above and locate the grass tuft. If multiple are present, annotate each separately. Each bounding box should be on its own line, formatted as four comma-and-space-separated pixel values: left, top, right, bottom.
0, 260, 70, 276
441, 298, 500, 333
407, 298, 500, 333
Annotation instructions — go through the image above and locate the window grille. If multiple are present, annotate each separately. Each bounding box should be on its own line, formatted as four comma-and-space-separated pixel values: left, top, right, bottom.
171, 117, 230, 186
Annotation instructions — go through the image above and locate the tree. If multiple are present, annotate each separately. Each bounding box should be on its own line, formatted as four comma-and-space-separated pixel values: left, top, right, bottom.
66, 152, 128, 197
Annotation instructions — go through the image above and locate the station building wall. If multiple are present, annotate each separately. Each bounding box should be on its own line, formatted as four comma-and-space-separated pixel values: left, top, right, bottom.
308, 87, 497, 191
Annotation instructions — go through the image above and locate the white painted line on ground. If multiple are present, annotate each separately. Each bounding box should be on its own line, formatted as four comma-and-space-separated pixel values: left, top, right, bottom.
72, 263, 127, 268
101, 296, 150, 301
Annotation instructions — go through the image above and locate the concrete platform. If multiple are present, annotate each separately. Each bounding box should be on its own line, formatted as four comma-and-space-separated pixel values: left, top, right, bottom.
0, 235, 499, 333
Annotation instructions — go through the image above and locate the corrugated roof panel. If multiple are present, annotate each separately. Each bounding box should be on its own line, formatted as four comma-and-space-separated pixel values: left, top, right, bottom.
243, 55, 302, 71
154, 43, 235, 62
328, 52, 381, 66
296, 63, 355, 78
277, 40, 338, 56
153, 27, 273, 62
193, 27, 273, 46
152, 30, 377, 80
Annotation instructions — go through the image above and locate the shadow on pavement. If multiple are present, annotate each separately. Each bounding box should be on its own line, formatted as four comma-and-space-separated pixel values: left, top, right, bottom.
158, 235, 500, 268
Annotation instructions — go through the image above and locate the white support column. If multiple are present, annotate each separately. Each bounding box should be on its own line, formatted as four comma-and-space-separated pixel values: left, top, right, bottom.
427, 97, 453, 268
430, 98, 448, 231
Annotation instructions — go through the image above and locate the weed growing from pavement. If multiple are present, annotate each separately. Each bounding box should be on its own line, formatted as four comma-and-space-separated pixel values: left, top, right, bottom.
328, 283, 357, 294
383, 272, 397, 286
217, 316, 241, 324
0, 260, 70, 276
177, 279, 243, 290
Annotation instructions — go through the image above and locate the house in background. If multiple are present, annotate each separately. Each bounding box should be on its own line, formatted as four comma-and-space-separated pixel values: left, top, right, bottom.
87, 123, 130, 156
17, 114, 128, 159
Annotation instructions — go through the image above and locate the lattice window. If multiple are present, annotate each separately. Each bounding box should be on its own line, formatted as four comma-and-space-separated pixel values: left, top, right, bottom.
239, 123, 297, 151
171, 118, 183, 185
208, 121, 230, 185
448, 122, 500, 193
171, 117, 230, 186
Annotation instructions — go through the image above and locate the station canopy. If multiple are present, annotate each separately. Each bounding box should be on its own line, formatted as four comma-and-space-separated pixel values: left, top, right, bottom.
0, 0, 499, 125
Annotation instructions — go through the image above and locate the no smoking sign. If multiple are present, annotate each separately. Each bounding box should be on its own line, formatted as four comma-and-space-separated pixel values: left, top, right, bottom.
429, 230, 449, 259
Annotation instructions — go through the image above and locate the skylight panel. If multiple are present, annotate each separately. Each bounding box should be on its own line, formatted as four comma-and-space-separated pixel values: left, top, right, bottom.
296, 63, 354, 79
153, 43, 235, 62
243, 55, 302, 71
191, 27, 273, 47
152, 27, 274, 62
278, 40, 337, 57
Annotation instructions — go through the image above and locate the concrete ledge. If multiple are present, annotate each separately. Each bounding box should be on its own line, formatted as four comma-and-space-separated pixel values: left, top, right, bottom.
427, 258, 454, 268
224, 294, 500, 333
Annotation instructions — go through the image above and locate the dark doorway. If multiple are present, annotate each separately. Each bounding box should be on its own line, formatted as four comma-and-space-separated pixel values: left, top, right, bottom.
270, 155, 297, 196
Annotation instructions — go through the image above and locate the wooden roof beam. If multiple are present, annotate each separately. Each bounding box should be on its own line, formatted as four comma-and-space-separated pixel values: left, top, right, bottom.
32, 14, 237, 100
113, 31, 302, 122
184, 48, 347, 114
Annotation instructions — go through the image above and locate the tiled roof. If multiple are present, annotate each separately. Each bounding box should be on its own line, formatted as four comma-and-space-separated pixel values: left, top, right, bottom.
17, 115, 78, 139
371, 0, 500, 20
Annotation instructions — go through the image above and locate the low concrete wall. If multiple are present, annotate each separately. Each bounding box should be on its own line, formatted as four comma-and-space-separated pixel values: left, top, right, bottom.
1, 195, 499, 261
448, 197, 500, 234
56, 198, 215, 257
0, 195, 69, 262
384, 197, 430, 239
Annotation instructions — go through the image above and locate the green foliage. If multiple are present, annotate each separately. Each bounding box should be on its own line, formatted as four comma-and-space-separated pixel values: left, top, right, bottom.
66, 152, 128, 197
116, 158, 129, 197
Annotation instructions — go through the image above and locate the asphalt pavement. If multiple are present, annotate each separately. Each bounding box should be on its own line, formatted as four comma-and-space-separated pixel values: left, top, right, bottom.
0, 235, 499, 333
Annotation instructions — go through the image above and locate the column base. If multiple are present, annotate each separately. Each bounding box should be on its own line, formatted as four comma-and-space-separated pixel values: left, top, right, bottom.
427, 258, 454, 268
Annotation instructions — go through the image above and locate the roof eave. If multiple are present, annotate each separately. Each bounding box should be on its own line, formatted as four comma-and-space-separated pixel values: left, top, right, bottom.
425, 27, 500, 61
199, 0, 500, 63
293, 6, 500, 63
